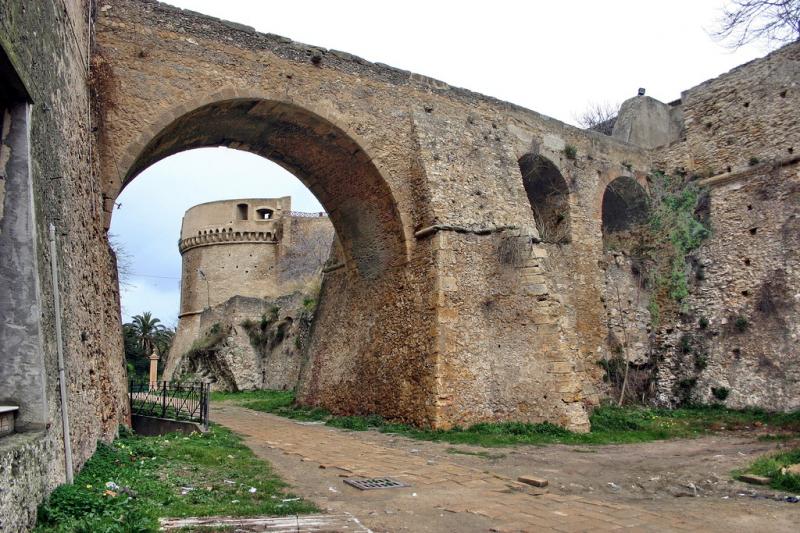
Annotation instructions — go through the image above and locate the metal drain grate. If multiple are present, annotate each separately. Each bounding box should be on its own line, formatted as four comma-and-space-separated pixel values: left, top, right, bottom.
343, 477, 409, 490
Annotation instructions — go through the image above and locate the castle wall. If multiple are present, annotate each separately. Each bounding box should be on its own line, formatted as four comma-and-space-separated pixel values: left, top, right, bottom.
165, 197, 335, 383
650, 43, 800, 408
0, 1, 128, 530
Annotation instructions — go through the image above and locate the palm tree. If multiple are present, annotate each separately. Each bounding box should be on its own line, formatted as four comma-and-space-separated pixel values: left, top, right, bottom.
128, 312, 168, 356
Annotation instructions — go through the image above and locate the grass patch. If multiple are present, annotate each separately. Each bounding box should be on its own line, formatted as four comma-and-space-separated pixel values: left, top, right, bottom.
214, 390, 800, 448
35, 425, 316, 532
735, 447, 800, 493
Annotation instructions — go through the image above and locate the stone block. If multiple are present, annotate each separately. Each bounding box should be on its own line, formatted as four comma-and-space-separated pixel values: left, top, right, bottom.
524, 284, 548, 296
517, 475, 548, 487
739, 474, 771, 485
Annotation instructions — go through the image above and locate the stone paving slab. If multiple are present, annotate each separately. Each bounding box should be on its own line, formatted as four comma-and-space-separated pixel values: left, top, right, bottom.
212, 405, 794, 532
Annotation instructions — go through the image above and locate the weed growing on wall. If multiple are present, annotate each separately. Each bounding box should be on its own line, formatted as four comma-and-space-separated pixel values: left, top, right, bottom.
646, 172, 710, 309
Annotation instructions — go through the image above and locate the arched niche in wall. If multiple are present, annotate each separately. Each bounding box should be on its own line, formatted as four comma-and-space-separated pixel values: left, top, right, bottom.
518, 154, 571, 244
601, 176, 650, 246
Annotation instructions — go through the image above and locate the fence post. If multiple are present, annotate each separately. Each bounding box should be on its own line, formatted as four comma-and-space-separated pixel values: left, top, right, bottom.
203, 383, 209, 430
161, 381, 167, 418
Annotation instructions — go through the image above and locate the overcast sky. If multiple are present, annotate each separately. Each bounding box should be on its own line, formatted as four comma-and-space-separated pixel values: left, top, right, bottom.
111, 0, 770, 326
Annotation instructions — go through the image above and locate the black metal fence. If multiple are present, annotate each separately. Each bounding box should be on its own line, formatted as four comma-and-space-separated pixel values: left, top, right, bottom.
129, 380, 209, 429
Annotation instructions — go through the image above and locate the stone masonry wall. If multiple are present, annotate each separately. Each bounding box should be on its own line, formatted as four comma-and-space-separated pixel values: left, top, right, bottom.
95, 0, 659, 429
651, 42, 800, 409
0, 0, 128, 530
654, 166, 799, 408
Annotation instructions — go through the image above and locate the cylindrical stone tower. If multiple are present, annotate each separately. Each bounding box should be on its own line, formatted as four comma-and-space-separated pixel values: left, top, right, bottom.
164, 197, 292, 377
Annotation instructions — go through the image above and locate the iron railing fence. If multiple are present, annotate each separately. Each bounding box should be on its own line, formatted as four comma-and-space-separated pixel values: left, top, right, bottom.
129, 380, 209, 430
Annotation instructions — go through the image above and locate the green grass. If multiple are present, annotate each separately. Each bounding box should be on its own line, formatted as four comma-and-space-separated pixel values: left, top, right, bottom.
214, 390, 800, 448
735, 447, 800, 493
35, 425, 316, 532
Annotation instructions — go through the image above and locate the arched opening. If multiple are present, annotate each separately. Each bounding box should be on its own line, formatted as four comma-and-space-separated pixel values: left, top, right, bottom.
518, 154, 571, 244
601, 176, 650, 241
236, 203, 249, 220
110, 98, 417, 417
255, 207, 274, 220
121, 98, 406, 280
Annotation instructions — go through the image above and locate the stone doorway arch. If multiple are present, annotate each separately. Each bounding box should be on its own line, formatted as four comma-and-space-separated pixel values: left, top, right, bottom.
105, 96, 437, 425
114, 97, 408, 280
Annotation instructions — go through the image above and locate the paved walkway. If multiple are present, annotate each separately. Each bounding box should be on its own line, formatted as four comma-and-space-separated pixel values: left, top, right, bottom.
212, 404, 797, 532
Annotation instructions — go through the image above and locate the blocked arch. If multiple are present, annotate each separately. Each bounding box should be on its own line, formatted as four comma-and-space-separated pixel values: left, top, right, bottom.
518, 154, 571, 244
601, 175, 650, 236
116, 96, 408, 279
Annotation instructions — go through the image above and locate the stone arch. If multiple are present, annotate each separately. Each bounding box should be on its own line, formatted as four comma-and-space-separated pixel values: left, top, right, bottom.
518, 154, 571, 244
117, 97, 407, 279
601, 176, 650, 238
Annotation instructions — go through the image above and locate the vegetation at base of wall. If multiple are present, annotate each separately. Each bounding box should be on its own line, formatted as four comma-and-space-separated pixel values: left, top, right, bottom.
213, 390, 800, 448
35, 425, 316, 532
735, 447, 800, 493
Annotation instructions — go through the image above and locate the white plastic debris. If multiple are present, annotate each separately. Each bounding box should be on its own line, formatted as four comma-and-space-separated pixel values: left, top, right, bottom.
105, 481, 119, 491
328, 487, 339, 493
249, 487, 257, 493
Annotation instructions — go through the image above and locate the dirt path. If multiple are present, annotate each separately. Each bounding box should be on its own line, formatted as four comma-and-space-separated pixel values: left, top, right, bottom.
212, 404, 800, 532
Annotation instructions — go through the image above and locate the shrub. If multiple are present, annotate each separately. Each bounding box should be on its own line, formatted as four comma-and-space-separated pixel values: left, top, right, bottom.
679, 334, 693, 354
734, 315, 749, 332
698, 317, 709, 329
563, 144, 577, 160
694, 353, 709, 370
712, 386, 730, 401
748, 156, 760, 166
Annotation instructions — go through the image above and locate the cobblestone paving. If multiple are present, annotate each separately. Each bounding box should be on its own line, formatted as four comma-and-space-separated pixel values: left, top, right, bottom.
213, 405, 798, 532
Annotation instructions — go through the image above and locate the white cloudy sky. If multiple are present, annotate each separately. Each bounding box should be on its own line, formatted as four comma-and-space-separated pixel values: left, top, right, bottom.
111, 0, 771, 326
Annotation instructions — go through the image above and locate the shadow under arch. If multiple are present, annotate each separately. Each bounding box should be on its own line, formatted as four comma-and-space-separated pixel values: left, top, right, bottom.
518, 153, 571, 244
601, 175, 650, 236
120, 98, 407, 280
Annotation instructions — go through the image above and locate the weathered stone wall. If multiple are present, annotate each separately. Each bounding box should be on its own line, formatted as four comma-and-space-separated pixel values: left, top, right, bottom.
649, 42, 800, 409
0, 432, 57, 532
94, 0, 651, 430
660, 43, 799, 176
174, 294, 311, 392
601, 252, 652, 366
654, 165, 799, 408
0, 0, 129, 529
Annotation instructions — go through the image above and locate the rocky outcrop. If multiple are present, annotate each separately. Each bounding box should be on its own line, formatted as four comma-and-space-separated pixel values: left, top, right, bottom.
172, 293, 315, 392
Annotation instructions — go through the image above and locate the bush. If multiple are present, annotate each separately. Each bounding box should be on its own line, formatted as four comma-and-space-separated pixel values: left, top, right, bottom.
563, 144, 577, 160
711, 386, 730, 401
694, 353, 708, 370
734, 315, 749, 332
